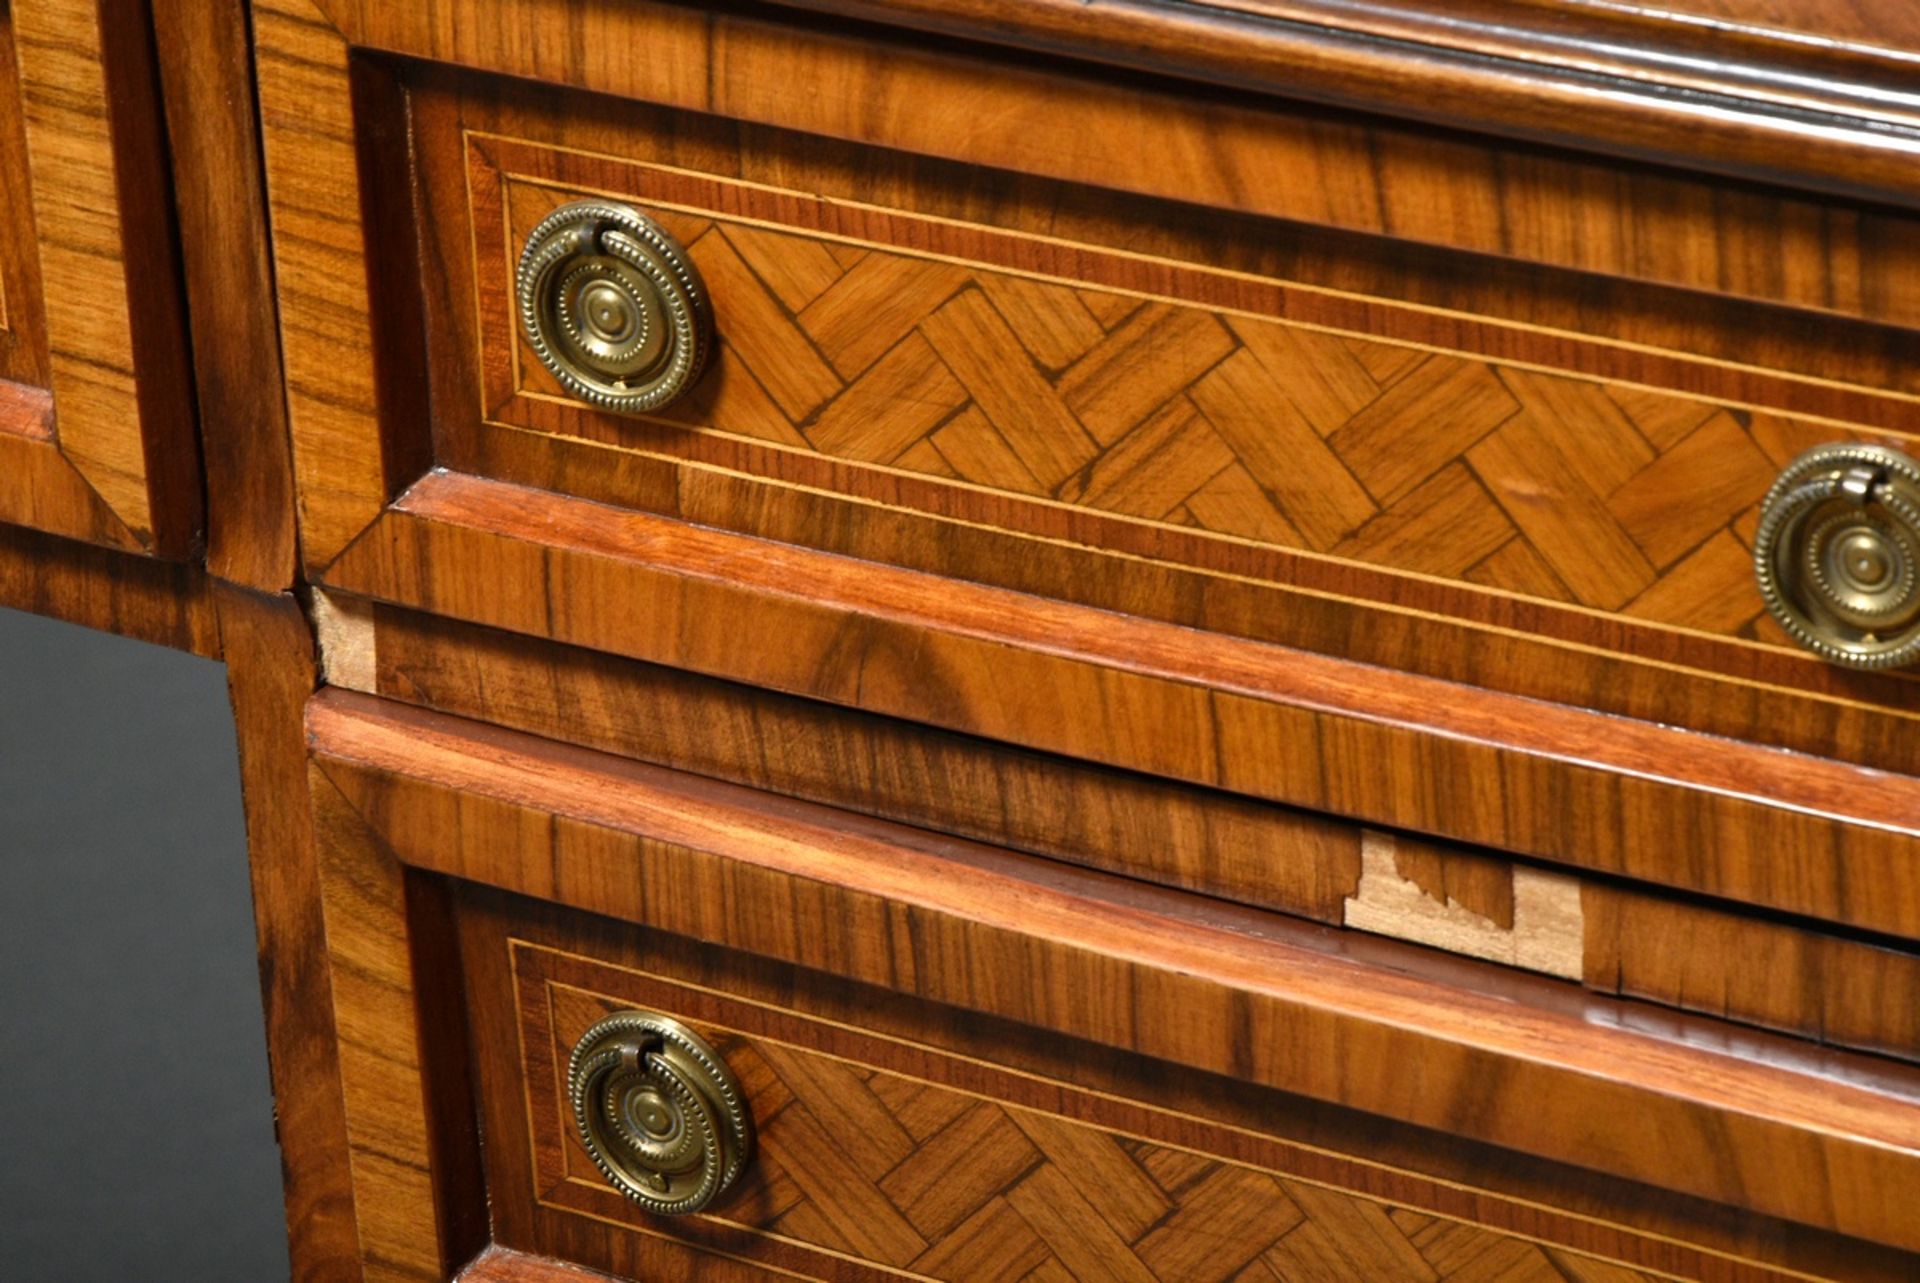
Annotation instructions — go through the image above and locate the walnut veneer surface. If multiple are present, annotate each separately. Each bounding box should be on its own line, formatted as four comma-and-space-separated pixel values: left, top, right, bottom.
309, 690, 1920, 1280
2, 2, 1918, 1282
0, 0, 197, 557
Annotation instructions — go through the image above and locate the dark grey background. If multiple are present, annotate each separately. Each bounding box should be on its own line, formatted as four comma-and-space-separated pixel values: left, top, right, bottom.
0, 606, 290, 1280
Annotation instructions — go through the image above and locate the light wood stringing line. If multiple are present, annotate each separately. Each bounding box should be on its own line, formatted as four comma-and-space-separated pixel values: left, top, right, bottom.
482, 139, 1920, 413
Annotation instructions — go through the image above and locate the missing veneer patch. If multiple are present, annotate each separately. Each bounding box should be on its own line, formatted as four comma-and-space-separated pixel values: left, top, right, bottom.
1344, 831, 1582, 980
311, 588, 376, 693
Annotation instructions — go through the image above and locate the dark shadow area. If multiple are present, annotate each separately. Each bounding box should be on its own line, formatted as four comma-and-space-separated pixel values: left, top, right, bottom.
0, 607, 288, 1281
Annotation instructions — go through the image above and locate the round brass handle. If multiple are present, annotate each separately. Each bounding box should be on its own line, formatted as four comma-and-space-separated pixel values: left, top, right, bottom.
1754, 442, 1920, 670
517, 200, 712, 415
567, 1011, 753, 1215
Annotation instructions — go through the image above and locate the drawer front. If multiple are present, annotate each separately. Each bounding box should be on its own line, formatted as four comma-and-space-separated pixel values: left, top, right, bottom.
463, 119, 1887, 665
260, 2, 1920, 776
0, 0, 197, 556
303, 690, 1920, 1282
257, 1, 1920, 943
484, 929, 1703, 1283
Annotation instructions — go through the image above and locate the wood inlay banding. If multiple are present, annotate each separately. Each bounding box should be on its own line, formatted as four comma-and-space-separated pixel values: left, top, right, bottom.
473, 141, 1912, 658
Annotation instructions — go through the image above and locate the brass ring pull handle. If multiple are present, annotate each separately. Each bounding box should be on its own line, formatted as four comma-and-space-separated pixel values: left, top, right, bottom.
1754, 442, 1920, 670
567, 1011, 753, 1215
517, 200, 712, 415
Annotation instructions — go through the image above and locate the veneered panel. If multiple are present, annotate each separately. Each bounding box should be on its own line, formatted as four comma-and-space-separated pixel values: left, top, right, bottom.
0, 6, 46, 390
507, 941, 1677, 1283
0, 0, 199, 556
474, 144, 1913, 652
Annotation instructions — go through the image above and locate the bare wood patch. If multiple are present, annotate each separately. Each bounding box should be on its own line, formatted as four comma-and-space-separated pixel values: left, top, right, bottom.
311, 587, 376, 692
1345, 831, 1582, 980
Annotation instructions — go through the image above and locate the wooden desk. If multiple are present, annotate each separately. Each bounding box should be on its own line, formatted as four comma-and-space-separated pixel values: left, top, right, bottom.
4, 3, 1918, 1279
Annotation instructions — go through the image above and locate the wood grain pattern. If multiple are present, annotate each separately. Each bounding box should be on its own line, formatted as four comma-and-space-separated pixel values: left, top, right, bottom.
729, 0, 1920, 209
212, 7, 1920, 1278
352, 598, 1369, 927
394, 74, 1920, 782
0, 382, 146, 549
506, 943, 1673, 1283
308, 689, 1920, 1252
154, 0, 299, 590
482, 155, 1866, 642
442, 408, 1920, 779
1513, 0, 1920, 52
0, 518, 217, 655
251, 0, 392, 570
214, 587, 360, 1281
259, 13, 1920, 785
10, 0, 200, 557
461, 890, 1920, 1283
358, 601, 1920, 1064
1583, 884, 1920, 1065
260, 0, 1920, 575
307, 760, 484, 1283
0, 6, 47, 390
325, 474, 1920, 943
501, 51, 1920, 445
314, 0, 1920, 331
0, 28, 144, 556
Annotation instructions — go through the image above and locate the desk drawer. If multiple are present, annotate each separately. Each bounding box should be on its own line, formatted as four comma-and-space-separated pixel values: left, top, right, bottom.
260, 6, 1920, 765
305, 690, 1920, 1281
447, 97, 1906, 685
259, 2, 1920, 933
